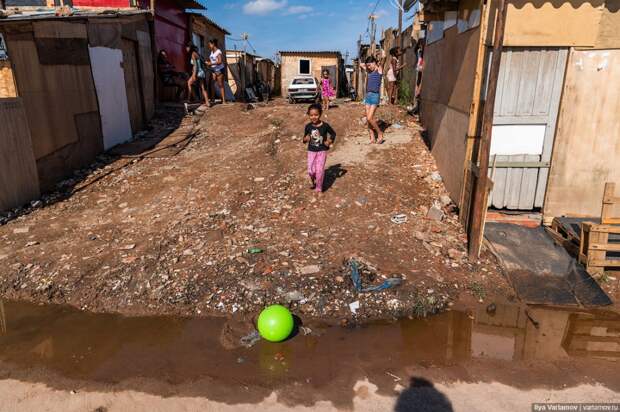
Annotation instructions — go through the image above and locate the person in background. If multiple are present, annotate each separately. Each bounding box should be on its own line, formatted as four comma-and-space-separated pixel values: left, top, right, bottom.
206, 38, 227, 105
361, 55, 385, 144
320, 69, 336, 112
387, 47, 406, 105
303, 103, 336, 194
186, 43, 210, 107
157, 50, 188, 101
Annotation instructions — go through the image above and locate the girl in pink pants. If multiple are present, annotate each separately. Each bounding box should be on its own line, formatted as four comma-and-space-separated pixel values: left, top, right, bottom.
303, 103, 336, 193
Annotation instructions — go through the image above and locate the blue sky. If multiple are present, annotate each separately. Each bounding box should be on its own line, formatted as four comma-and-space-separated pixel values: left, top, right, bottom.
203, 0, 405, 62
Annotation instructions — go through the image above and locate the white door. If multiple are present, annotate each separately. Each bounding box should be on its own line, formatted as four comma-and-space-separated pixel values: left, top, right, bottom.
88, 47, 133, 150
489, 48, 568, 210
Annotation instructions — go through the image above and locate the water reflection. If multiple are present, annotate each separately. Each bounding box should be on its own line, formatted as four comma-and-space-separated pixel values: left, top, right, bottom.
399, 303, 620, 363
0, 300, 617, 387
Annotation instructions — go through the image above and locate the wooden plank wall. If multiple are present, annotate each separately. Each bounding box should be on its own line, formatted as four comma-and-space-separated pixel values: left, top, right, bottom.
121, 38, 145, 134
136, 30, 155, 121
502, 0, 620, 49
543, 49, 620, 222
596, 0, 620, 48
4, 21, 103, 191
419, 24, 482, 201
6, 24, 99, 160
503, 0, 602, 47
0, 60, 17, 98
0, 98, 40, 212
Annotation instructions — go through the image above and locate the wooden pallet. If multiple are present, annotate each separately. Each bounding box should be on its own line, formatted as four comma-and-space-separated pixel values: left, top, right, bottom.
546, 225, 580, 257
579, 183, 620, 276
547, 217, 582, 257
551, 218, 581, 244
563, 313, 620, 359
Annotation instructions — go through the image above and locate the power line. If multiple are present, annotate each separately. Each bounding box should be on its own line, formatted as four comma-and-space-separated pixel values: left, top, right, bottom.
370, 0, 382, 14
246, 39, 257, 54
388, 0, 403, 11
364, 0, 383, 44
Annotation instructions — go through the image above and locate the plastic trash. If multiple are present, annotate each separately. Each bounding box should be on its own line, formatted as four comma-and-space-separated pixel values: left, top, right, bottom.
349, 259, 403, 293
390, 214, 408, 224
349, 301, 360, 314
240, 330, 261, 348
248, 247, 263, 254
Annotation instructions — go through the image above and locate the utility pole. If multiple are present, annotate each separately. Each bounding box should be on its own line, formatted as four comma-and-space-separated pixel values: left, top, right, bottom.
355, 35, 361, 101
398, 0, 404, 49
241, 33, 249, 96
369, 14, 377, 55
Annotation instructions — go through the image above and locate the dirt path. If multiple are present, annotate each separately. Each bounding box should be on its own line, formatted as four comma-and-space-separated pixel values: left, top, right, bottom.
2, 377, 618, 412
0, 100, 510, 320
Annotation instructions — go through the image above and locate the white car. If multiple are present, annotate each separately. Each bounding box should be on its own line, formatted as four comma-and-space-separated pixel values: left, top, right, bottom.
287, 76, 320, 104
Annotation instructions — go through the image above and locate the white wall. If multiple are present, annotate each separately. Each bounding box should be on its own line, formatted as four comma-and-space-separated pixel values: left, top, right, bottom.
88, 47, 133, 150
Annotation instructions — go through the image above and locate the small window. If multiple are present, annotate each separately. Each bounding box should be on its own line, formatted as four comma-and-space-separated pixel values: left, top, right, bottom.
299, 59, 311, 75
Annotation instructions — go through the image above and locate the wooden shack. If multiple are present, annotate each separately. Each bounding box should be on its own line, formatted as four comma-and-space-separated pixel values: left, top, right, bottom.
0, 10, 155, 210
414, 0, 620, 229
188, 13, 229, 58
256, 57, 276, 95
226, 49, 257, 100
279, 51, 343, 98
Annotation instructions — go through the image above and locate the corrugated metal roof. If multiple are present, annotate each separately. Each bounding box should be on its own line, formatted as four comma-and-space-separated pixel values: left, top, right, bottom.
0, 8, 150, 21
279, 50, 342, 56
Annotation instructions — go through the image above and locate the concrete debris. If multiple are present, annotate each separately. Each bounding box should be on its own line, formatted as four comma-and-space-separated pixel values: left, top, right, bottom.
427, 205, 444, 222
300, 265, 321, 275
429, 172, 442, 182
440, 195, 452, 207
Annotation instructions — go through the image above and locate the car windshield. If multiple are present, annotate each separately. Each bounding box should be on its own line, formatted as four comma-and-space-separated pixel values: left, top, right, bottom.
292, 78, 315, 85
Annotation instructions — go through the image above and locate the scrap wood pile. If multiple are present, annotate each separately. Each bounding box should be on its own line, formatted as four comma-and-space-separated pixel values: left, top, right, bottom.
0, 102, 509, 321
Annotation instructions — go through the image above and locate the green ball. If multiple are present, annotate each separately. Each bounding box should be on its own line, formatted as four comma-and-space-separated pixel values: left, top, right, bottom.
257, 305, 294, 342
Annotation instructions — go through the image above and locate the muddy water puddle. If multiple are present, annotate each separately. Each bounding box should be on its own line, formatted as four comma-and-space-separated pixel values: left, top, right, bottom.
0, 300, 618, 407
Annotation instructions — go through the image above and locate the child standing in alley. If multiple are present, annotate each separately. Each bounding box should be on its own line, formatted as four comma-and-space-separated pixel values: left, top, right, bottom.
303, 103, 336, 194
362, 55, 384, 144
321, 70, 336, 112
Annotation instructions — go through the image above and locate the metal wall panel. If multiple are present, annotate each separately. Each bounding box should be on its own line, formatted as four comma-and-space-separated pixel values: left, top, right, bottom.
489, 47, 567, 210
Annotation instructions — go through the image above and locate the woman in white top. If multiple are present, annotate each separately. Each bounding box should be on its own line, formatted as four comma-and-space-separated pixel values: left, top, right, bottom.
206, 38, 227, 105
387, 46, 406, 105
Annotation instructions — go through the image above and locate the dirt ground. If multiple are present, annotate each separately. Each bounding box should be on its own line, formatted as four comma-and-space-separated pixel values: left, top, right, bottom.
2, 376, 618, 412
0, 100, 512, 320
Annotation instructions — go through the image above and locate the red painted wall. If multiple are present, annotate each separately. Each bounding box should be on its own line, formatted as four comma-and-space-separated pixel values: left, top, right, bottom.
71, 0, 190, 73
153, 0, 189, 72
72, 0, 130, 7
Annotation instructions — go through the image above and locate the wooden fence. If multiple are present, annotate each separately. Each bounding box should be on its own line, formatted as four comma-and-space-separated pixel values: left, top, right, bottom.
0, 98, 40, 212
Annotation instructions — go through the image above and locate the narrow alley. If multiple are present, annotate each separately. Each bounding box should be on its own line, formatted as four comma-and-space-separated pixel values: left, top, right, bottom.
0, 101, 509, 321
1, 0, 619, 410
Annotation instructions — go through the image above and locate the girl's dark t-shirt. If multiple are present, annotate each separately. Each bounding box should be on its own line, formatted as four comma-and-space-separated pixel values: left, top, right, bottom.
305, 122, 336, 152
